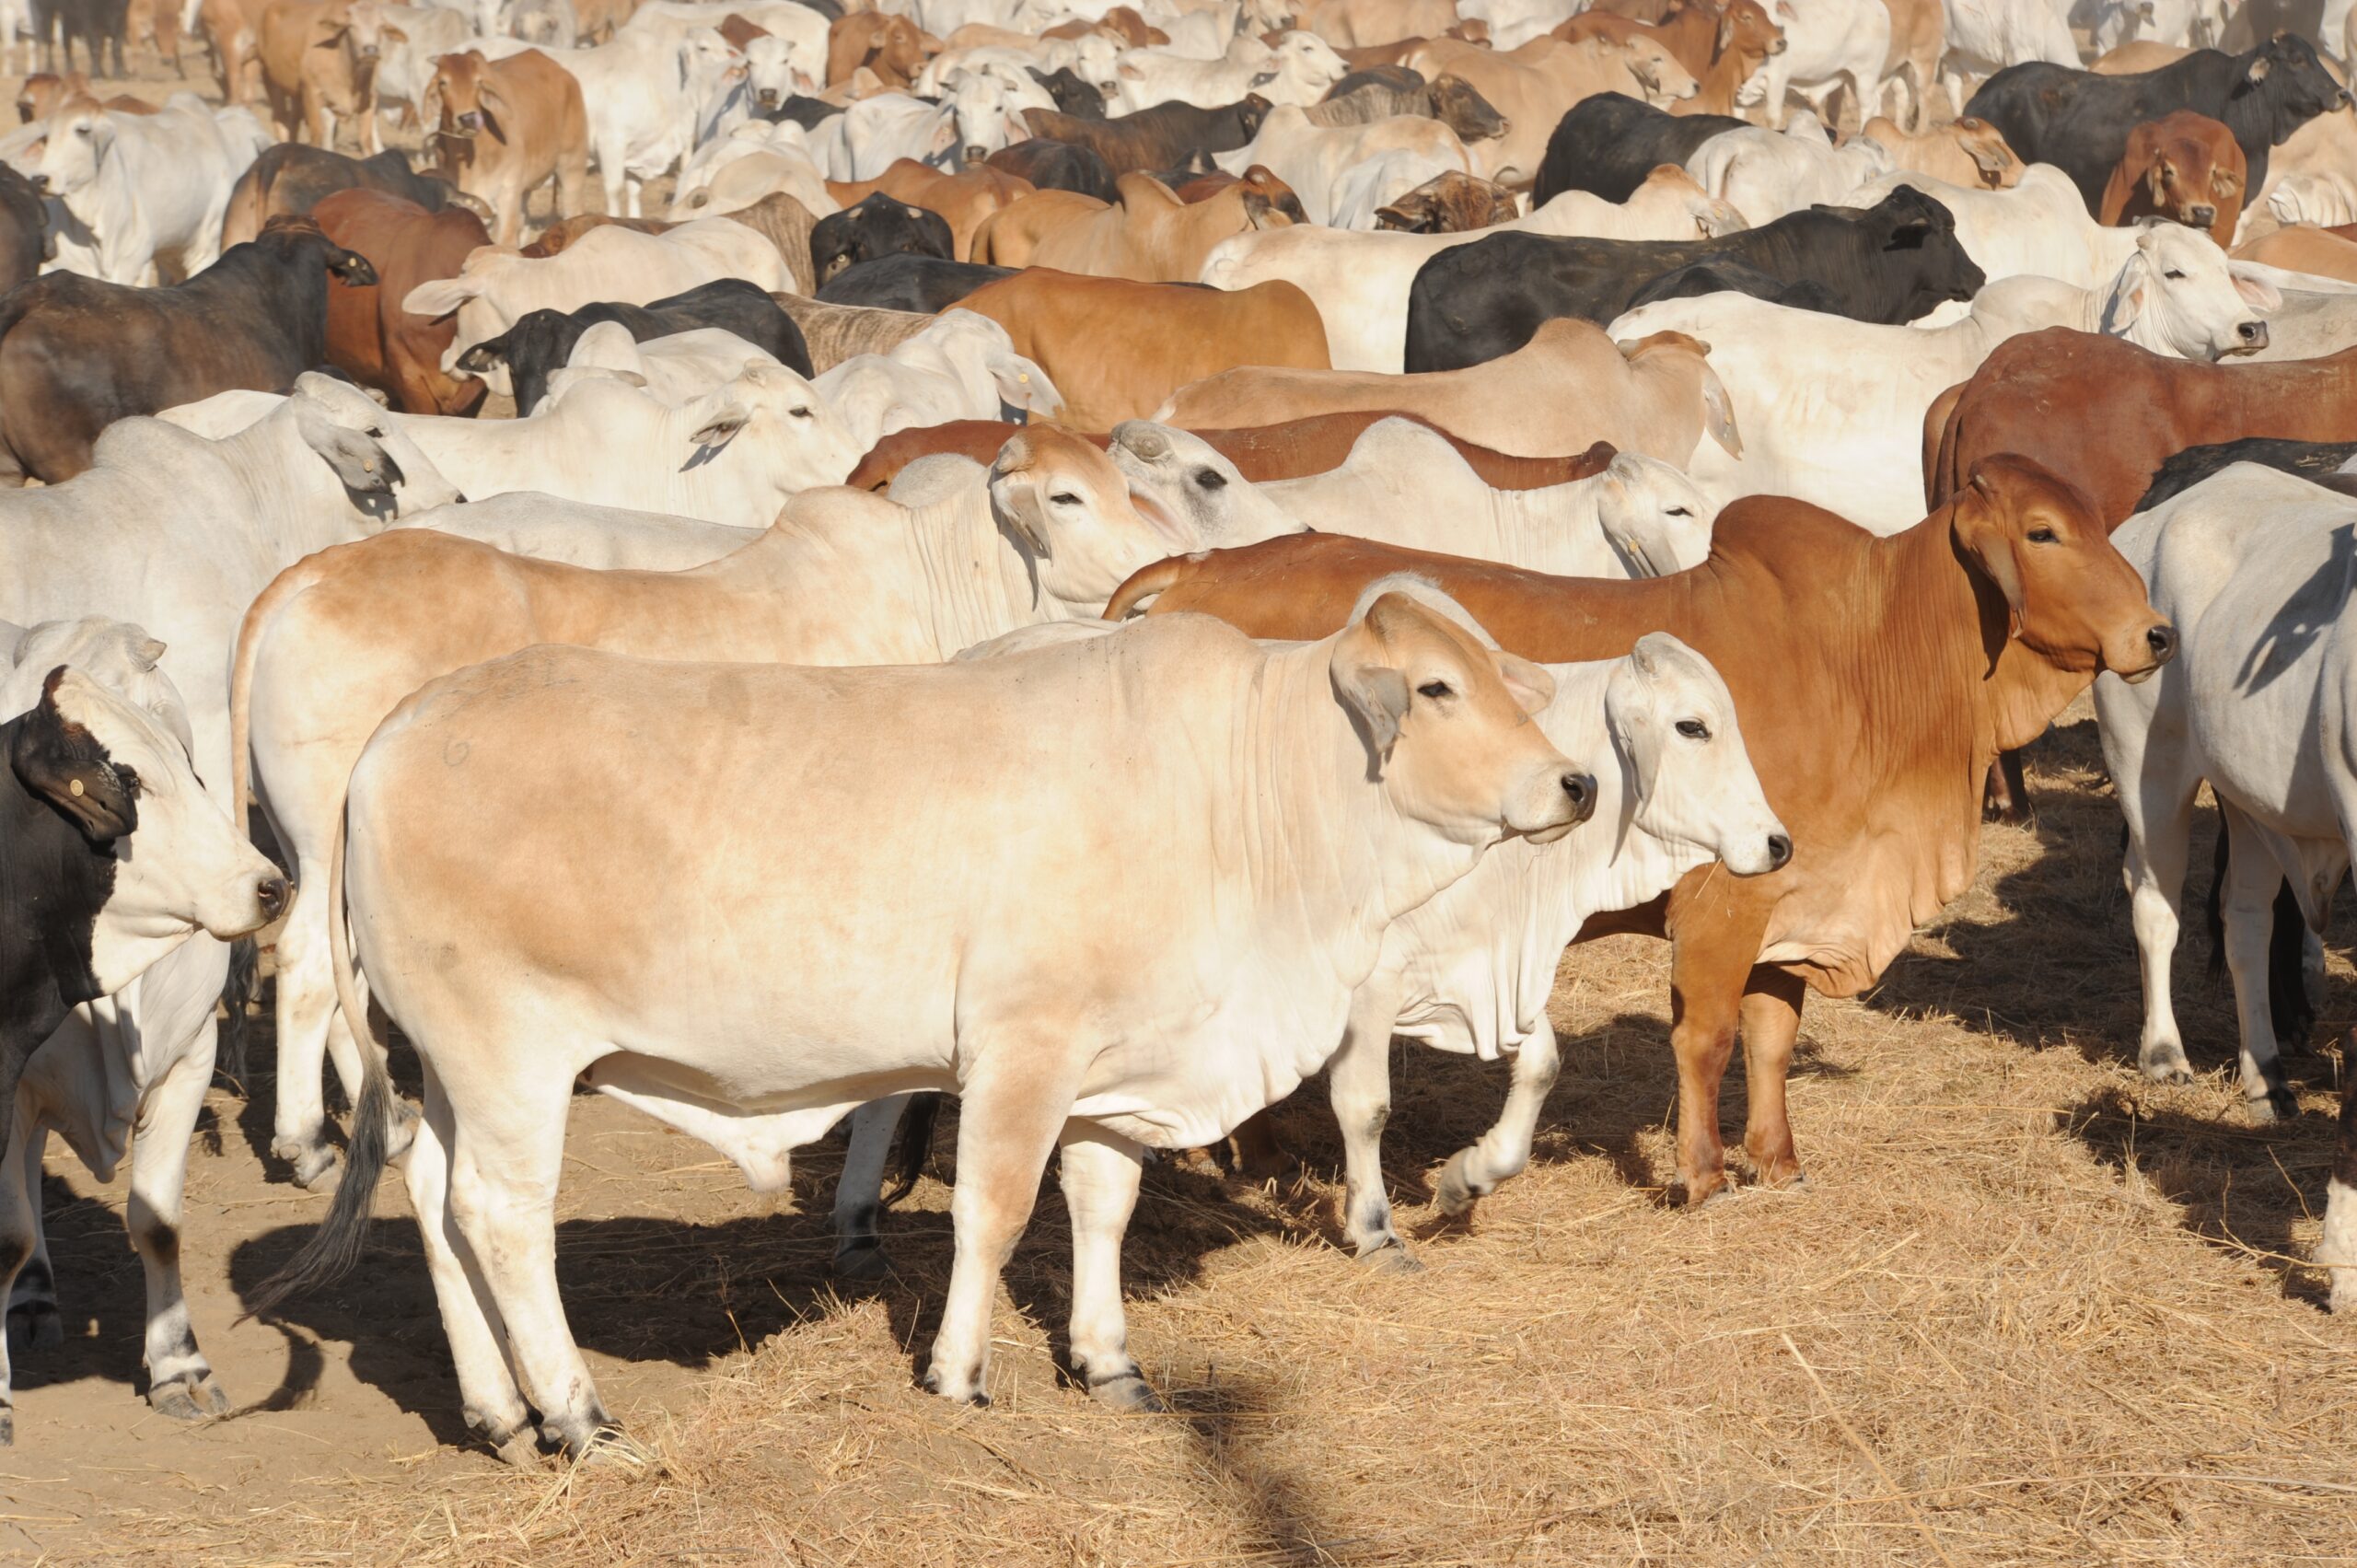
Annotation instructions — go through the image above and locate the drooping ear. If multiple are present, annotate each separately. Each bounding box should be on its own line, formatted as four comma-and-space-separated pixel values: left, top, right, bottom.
2230, 262, 2282, 310
327, 245, 377, 285
1336, 658, 1410, 761
1954, 467, 2025, 638
2243, 54, 2271, 87
477, 78, 512, 143
1882, 215, 1933, 250
418, 75, 442, 129
294, 399, 404, 494
1700, 359, 1742, 459
1124, 482, 1192, 548
12, 668, 136, 843
689, 397, 751, 450
401, 273, 481, 318
1495, 650, 1553, 716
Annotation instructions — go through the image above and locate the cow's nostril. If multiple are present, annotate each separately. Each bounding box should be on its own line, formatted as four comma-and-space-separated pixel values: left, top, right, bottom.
2239, 320, 2268, 343
1561, 772, 1596, 820
1766, 832, 1793, 869
256, 876, 290, 921
2146, 624, 2177, 662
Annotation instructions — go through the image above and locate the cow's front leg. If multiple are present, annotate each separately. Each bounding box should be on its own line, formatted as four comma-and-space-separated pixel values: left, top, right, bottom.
2217, 803, 2303, 1122
1736, 966, 1808, 1189
923, 1044, 1084, 1406
4, 1130, 58, 1355
1435, 1023, 1562, 1218
1328, 967, 1412, 1264
0, 1097, 43, 1445
131, 1023, 228, 1422
2319, 1051, 2357, 1314
1058, 1125, 1159, 1411
1664, 877, 1775, 1205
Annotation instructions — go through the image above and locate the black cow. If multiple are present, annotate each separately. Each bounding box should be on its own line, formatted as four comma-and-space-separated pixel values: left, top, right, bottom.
988, 137, 1119, 202
1402, 185, 1982, 371
1028, 64, 1109, 119
454, 278, 815, 415
809, 193, 956, 286
816, 252, 1016, 312
0, 668, 285, 1171
1531, 92, 1749, 206
1021, 93, 1271, 175
0, 217, 377, 482
1622, 260, 1842, 313
0, 168, 46, 298
31, 0, 129, 78
751, 93, 842, 131
1965, 34, 2349, 216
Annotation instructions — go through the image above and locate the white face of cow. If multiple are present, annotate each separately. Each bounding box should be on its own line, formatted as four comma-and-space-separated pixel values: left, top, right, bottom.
1331, 588, 1590, 847
1602, 633, 1788, 877
33, 105, 111, 199
947, 67, 1049, 159
743, 36, 799, 107
2103, 224, 2275, 362
1268, 30, 1345, 92
12, 669, 286, 994
682, 29, 748, 103
1105, 422, 1305, 550
989, 429, 1201, 610
687, 358, 866, 494
1594, 453, 1714, 576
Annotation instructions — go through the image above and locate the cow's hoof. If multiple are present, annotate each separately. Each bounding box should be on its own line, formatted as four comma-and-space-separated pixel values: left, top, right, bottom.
919, 1368, 991, 1408
1682, 1180, 1737, 1210
492, 1429, 545, 1469
7, 1303, 62, 1354
2250, 1086, 2300, 1124
286, 1144, 341, 1191
0, 1411, 14, 1446
575, 1425, 656, 1469
150, 1375, 229, 1422
2330, 1265, 2357, 1317
831, 1241, 890, 1283
1086, 1369, 1167, 1413
1354, 1237, 1422, 1273
1433, 1152, 1486, 1217
2139, 1046, 2195, 1085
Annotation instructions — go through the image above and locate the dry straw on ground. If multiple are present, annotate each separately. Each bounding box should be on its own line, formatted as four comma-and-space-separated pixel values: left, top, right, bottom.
25, 699, 2357, 1566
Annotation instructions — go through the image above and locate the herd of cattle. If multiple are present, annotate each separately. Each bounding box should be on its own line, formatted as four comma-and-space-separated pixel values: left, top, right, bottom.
0, 0, 2355, 1479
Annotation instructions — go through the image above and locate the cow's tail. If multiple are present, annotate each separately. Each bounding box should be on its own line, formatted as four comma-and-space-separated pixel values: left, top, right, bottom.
217, 565, 304, 1082
242, 804, 398, 1319
1105, 557, 1183, 621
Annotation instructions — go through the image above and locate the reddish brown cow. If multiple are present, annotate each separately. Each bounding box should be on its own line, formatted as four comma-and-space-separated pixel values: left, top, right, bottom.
311, 187, 490, 415
845, 416, 1619, 490
826, 12, 935, 88
1101, 458, 2176, 1204
1554, 0, 1784, 118
823, 157, 1035, 261
1927, 329, 2357, 530
2097, 110, 2246, 248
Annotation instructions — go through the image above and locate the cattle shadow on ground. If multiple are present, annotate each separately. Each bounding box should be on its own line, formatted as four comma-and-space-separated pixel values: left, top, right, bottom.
224, 1102, 1307, 1455
8, 1172, 153, 1400
2063, 1083, 2340, 1310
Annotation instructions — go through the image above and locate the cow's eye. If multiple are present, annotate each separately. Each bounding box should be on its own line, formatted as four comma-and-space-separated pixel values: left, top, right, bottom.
1676, 720, 1709, 740
1195, 469, 1225, 490
2164, 269, 2187, 280
112, 764, 141, 799
1666, 505, 1692, 517
1417, 680, 1453, 700
75, 124, 88, 136
789, 406, 812, 419
1050, 492, 1080, 505
2028, 527, 2058, 543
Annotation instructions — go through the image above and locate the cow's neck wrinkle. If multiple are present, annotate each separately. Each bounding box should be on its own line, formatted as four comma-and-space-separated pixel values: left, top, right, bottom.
911, 482, 1082, 652
226, 413, 379, 562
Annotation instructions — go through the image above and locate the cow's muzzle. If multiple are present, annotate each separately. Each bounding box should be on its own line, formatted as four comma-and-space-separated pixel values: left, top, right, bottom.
2119, 622, 2177, 683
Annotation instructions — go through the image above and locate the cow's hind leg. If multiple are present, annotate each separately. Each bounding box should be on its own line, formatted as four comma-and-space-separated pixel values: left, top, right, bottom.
443, 1054, 626, 1460
270, 888, 351, 1188
1434, 1023, 1562, 1218
2216, 802, 2305, 1121
1058, 1125, 1160, 1411
2124, 771, 2200, 1083
923, 1043, 1086, 1405
830, 1092, 911, 1279
132, 1025, 229, 1421
1663, 889, 1775, 1205
402, 1072, 538, 1465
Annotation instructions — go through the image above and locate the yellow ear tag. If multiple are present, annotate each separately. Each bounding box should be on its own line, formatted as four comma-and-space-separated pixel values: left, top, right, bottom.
69, 779, 84, 796
1018, 372, 1029, 383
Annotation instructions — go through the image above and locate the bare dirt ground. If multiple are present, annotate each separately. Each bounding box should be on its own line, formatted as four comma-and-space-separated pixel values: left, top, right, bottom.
6, 41, 2357, 1568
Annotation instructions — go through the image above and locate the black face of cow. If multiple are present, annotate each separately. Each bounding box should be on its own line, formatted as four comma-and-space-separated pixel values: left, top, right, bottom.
1431, 75, 1508, 143
2247, 32, 2350, 133
1870, 188, 1984, 313
9, 670, 137, 846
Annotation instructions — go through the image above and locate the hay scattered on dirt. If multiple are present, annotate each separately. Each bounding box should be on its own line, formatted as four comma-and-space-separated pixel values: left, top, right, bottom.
29, 702, 2357, 1568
